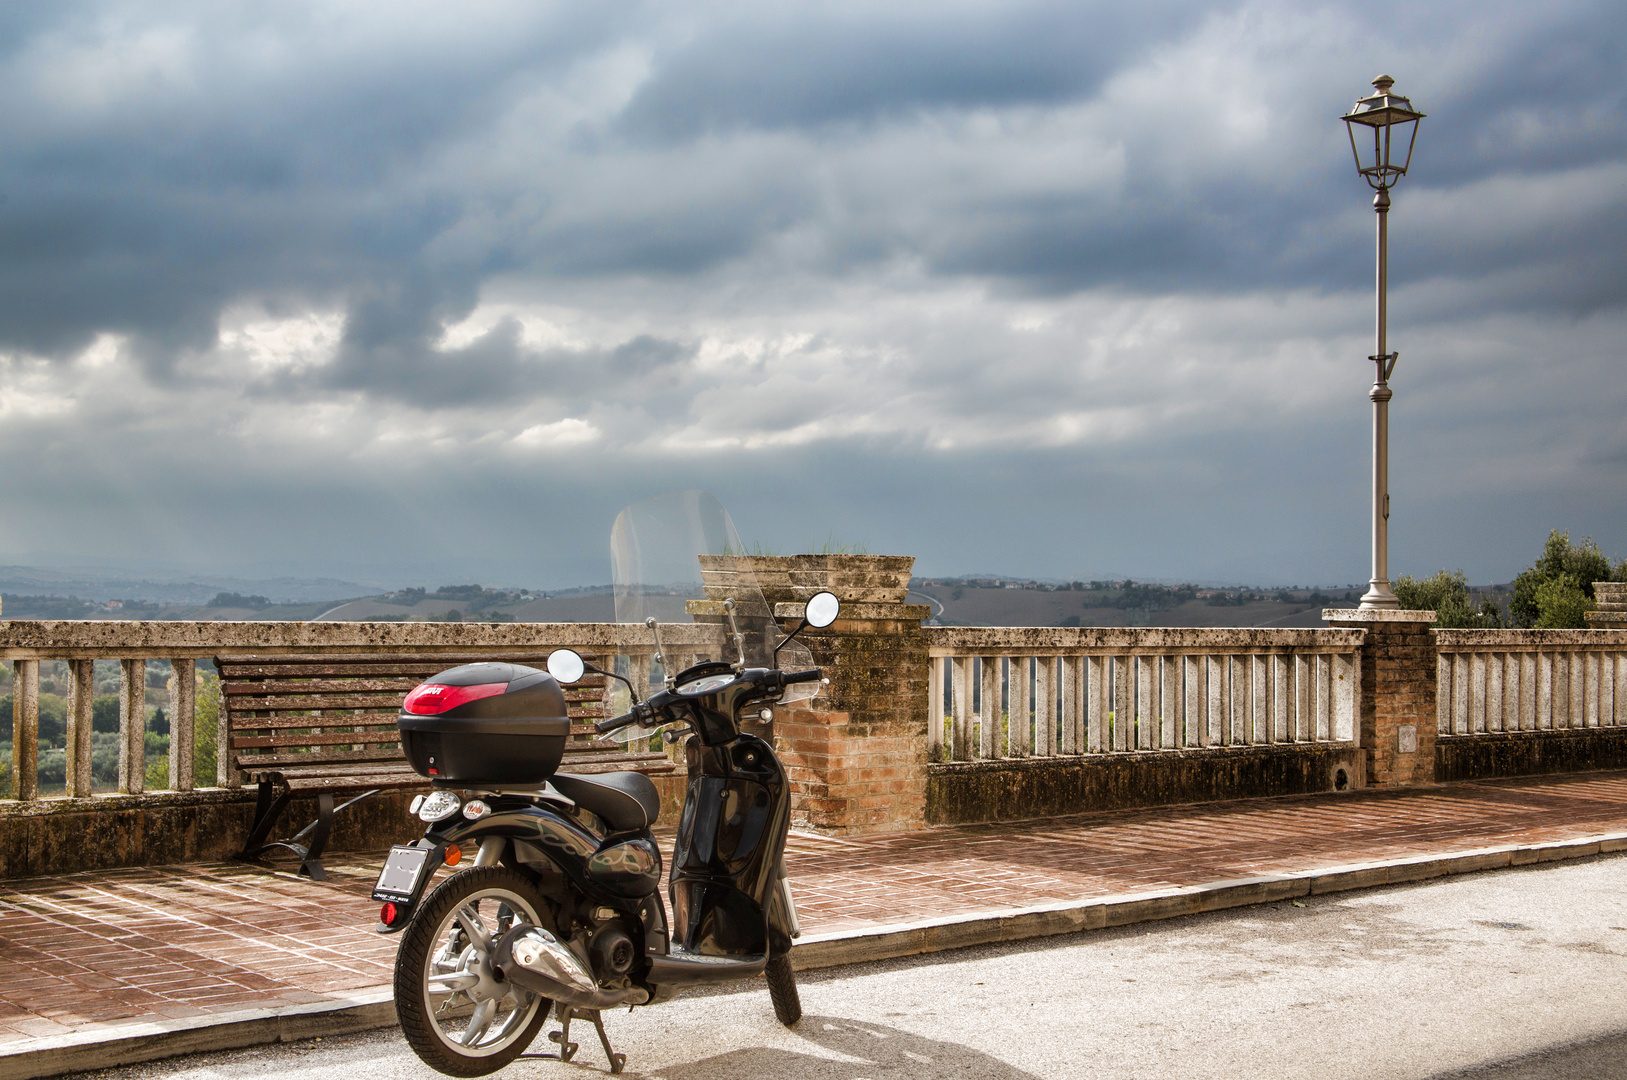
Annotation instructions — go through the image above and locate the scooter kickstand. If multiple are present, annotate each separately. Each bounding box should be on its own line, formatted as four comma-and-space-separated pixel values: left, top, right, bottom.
548, 1010, 579, 1063
549, 1007, 626, 1074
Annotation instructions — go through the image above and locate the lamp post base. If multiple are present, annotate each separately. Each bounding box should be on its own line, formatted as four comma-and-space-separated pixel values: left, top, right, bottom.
1359, 580, 1402, 610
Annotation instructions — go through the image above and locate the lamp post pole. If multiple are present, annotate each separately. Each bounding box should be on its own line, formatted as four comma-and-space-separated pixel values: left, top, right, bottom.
1341, 75, 1422, 611
1365, 187, 1398, 609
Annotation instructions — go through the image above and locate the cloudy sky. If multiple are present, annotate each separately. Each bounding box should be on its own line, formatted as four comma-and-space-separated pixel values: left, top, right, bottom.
0, 0, 1622, 590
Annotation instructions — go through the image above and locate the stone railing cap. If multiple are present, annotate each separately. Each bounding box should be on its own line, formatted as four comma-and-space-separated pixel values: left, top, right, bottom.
1321, 608, 1436, 623
774, 602, 933, 621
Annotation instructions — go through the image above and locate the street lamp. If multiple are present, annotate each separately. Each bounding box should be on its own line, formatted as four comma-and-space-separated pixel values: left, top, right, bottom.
1342, 75, 1423, 610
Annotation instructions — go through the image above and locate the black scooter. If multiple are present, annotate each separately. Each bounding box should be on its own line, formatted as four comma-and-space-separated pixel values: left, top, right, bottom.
370, 591, 841, 1076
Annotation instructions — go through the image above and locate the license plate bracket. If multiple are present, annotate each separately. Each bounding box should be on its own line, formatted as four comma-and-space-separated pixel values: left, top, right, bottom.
373, 844, 432, 903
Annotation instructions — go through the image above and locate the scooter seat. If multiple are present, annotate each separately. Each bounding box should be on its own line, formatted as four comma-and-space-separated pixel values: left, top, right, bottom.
551, 771, 662, 833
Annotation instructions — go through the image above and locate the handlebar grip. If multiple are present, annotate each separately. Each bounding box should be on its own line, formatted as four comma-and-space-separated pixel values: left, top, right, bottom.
783, 669, 823, 684
595, 708, 639, 735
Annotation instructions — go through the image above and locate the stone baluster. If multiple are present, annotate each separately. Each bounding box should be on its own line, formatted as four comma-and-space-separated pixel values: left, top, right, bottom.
1135, 656, 1155, 750
169, 659, 196, 792
926, 657, 945, 761
119, 659, 147, 794
1161, 655, 1181, 748
11, 660, 38, 801
1035, 656, 1056, 756
951, 657, 972, 760
1183, 655, 1205, 747
979, 655, 1002, 758
1008, 656, 1031, 758
65, 659, 94, 797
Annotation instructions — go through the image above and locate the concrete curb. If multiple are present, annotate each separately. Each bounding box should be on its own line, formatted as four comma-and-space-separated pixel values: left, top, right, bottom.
5, 831, 1625, 1079
0, 990, 394, 1080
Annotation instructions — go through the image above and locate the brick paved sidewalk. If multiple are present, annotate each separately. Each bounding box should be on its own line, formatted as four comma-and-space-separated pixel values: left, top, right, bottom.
3, 771, 1627, 1053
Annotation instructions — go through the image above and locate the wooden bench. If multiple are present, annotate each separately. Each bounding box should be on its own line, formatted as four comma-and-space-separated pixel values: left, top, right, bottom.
218, 651, 676, 879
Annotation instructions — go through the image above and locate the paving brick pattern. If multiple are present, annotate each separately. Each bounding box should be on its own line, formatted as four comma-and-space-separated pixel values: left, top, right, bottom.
3, 771, 1627, 1047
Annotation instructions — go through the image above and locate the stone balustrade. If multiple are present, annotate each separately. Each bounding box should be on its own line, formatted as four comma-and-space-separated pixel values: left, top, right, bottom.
1435, 630, 1627, 735
0, 620, 723, 803
922, 626, 1366, 824
1, 573, 1626, 868
926, 627, 1362, 760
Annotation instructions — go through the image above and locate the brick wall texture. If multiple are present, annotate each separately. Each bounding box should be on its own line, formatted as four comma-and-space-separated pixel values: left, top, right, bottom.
1354, 619, 1438, 787
776, 617, 929, 835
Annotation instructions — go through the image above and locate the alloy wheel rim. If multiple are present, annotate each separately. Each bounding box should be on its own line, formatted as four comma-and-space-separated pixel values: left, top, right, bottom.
421, 886, 545, 1056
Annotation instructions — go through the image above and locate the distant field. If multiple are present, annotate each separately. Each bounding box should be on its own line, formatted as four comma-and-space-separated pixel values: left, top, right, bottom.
2, 582, 1358, 628
912, 584, 1357, 629
320, 594, 616, 623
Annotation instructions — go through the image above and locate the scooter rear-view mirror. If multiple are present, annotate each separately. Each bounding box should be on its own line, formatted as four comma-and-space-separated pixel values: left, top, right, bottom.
805, 591, 840, 628
546, 648, 586, 685
773, 590, 841, 659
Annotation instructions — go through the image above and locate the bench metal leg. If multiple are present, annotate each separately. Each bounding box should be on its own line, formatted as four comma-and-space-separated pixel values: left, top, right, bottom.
241, 786, 385, 882
297, 793, 334, 880
238, 781, 294, 863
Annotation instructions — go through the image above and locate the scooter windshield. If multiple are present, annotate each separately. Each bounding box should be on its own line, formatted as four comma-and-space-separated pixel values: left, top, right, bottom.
610, 490, 819, 708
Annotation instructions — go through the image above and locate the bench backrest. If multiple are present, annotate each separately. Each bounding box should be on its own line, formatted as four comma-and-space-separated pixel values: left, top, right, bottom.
216, 651, 638, 781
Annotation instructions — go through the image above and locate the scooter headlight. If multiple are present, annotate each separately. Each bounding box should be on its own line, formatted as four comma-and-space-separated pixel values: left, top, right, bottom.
418, 790, 462, 822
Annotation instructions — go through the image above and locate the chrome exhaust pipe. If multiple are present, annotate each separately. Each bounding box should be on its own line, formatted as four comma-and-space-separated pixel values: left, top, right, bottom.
491, 925, 649, 1010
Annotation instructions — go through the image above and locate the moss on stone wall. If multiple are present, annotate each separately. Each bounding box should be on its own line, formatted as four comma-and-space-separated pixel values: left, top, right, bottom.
926, 745, 1360, 825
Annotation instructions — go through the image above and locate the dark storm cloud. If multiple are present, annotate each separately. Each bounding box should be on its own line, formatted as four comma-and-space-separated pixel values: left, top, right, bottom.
0, 0, 1624, 587
1, 0, 1624, 384
612, 2, 1194, 141
263, 299, 698, 408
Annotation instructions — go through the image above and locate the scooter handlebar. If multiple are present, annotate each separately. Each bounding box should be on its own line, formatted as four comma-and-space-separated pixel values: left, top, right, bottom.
782, 669, 823, 685
595, 702, 649, 736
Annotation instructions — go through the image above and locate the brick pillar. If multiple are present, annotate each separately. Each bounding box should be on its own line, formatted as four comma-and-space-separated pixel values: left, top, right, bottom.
752, 556, 931, 836
1323, 608, 1437, 787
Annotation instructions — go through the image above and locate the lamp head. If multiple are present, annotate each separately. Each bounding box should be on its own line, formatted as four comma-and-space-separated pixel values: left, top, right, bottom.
1341, 75, 1424, 190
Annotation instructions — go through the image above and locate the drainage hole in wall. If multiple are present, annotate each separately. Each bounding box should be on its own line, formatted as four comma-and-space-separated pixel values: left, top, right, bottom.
1334, 768, 1349, 791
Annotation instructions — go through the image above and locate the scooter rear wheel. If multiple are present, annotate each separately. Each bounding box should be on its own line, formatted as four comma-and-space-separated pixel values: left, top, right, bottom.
765, 953, 802, 1026
395, 866, 554, 1077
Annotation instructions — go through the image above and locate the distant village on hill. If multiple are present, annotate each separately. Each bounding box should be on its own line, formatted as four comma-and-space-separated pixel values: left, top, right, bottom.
0, 567, 1497, 629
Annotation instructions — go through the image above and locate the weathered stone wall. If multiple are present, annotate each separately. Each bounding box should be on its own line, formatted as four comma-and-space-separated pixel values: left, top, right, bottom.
0, 771, 687, 878
0, 788, 420, 878
927, 744, 1362, 825
1436, 728, 1627, 783
1324, 609, 1437, 786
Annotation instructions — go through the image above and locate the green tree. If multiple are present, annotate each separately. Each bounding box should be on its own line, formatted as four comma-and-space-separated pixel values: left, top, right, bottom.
1394, 570, 1505, 629
190, 671, 221, 787
1509, 531, 1627, 629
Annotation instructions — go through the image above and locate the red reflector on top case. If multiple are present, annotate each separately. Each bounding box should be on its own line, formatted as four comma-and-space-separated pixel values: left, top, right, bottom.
402, 682, 508, 714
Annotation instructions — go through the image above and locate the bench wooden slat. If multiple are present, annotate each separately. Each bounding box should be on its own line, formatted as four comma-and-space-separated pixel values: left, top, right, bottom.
221, 709, 607, 732
222, 713, 402, 730
233, 730, 404, 749
223, 677, 425, 694
236, 747, 407, 768
218, 652, 610, 670
222, 679, 611, 696
281, 773, 429, 792
224, 692, 422, 711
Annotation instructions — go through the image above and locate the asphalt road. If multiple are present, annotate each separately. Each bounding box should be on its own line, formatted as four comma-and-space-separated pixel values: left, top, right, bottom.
85, 855, 1627, 1080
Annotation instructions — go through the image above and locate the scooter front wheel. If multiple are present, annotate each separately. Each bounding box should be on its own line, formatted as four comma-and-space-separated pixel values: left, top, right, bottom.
765, 953, 801, 1026
394, 866, 555, 1077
